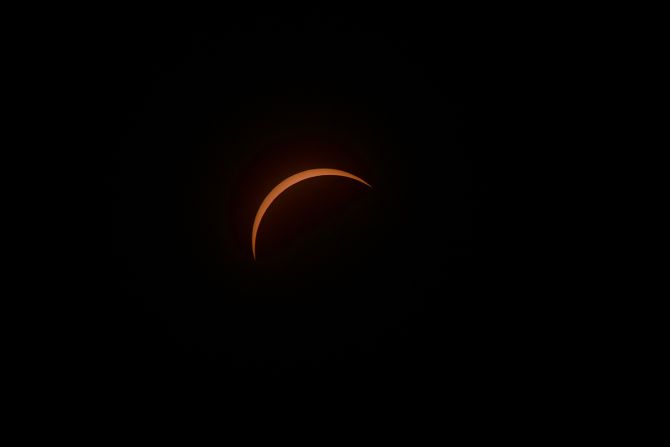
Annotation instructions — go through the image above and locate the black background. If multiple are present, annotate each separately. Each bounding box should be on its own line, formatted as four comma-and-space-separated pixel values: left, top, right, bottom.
90, 6, 524, 402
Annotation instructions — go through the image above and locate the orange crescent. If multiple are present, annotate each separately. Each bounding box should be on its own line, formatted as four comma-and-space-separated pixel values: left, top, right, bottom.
252, 168, 371, 260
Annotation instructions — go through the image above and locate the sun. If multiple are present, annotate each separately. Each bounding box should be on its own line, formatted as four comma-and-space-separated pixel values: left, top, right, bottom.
251, 168, 371, 260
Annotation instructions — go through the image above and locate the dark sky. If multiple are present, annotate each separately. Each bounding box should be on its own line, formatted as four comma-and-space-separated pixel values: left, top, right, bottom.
94, 6, 518, 399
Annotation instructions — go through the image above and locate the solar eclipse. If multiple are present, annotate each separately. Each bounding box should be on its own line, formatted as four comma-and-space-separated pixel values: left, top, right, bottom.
251, 168, 372, 260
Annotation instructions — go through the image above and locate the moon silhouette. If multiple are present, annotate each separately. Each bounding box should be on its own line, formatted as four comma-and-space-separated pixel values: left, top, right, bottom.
251, 168, 372, 260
